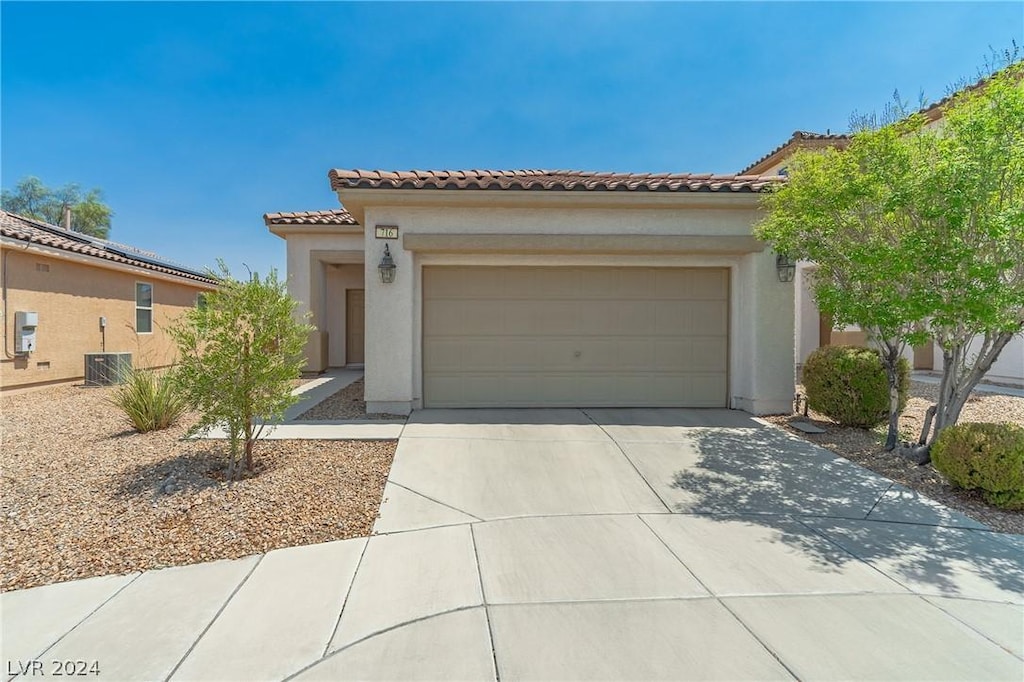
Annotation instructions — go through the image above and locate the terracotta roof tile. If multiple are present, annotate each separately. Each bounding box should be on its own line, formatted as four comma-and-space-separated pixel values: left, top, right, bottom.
0, 210, 217, 285
262, 208, 358, 226
740, 130, 851, 175
329, 168, 782, 193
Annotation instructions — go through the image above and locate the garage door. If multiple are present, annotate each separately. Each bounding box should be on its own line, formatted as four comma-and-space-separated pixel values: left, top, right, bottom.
422, 266, 729, 408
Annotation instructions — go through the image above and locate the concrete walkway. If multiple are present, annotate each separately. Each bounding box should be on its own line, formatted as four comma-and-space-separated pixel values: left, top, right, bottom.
201, 369, 406, 441
4, 409, 1022, 681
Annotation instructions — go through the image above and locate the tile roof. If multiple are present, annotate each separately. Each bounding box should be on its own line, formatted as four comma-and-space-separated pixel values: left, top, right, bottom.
0, 210, 217, 285
739, 130, 850, 175
263, 208, 358, 226
329, 169, 782, 193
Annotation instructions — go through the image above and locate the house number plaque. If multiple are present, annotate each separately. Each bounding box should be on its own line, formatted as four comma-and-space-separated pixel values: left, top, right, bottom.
375, 225, 399, 240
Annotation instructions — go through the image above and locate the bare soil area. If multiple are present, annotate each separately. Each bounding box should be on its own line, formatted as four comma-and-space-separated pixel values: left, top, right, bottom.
762, 381, 1024, 534
298, 378, 407, 421
1, 384, 396, 592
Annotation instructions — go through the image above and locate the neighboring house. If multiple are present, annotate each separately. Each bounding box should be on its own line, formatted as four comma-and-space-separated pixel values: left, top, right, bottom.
743, 96, 1024, 387
0, 210, 217, 390
266, 169, 795, 416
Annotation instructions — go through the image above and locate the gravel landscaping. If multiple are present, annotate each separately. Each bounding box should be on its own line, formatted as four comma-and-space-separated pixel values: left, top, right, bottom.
298, 378, 407, 421
1, 384, 396, 592
763, 380, 1024, 534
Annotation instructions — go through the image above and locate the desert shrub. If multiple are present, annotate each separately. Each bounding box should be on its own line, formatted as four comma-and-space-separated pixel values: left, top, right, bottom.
110, 368, 188, 432
932, 422, 1024, 510
802, 345, 909, 428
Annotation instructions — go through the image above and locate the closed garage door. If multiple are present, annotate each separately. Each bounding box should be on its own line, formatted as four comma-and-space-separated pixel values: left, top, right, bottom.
422, 266, 729, 408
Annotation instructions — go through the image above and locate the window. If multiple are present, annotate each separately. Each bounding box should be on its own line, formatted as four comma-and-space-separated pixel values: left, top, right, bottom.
196, 293, 208, 310
136, 282, 153, 334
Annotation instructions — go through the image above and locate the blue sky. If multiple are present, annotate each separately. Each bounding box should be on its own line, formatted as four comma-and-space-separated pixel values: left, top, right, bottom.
2, 1, 1021, 277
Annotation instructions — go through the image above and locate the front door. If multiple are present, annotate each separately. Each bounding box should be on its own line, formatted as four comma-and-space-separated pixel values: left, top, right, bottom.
346, 289, 365, 365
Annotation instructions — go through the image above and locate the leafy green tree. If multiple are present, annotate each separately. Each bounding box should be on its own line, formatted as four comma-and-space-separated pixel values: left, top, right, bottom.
1, 176, 113, 239
169, 262, 313, 481
757, 63, 1024, 449
756, 120, 930, 450
912, 64, 1024, 439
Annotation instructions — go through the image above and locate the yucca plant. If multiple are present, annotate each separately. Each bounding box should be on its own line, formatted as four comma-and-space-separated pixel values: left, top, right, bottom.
109, 368, 189, 432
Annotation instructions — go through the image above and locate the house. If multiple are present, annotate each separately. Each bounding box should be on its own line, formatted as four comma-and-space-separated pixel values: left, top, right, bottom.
0, 210, 217, 390
742, 92, 1024, 387
266, 169, 795, 415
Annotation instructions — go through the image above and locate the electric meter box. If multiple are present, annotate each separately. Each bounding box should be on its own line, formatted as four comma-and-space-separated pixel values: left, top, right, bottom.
15, 311, 38, 354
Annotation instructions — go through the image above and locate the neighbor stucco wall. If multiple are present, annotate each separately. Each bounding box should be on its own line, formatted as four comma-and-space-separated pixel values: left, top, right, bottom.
933, 335, 1024, 387
0, 247, 212, 390
359, 203, 795, 415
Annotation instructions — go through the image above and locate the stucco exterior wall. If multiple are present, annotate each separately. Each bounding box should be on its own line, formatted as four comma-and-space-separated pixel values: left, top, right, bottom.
325, 264, 363, 366
358, 203, 795, 415
1, 247, 212, 390
282, 232, 364, 372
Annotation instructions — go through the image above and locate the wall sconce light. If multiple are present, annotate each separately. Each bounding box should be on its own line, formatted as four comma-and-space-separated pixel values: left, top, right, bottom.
378, 244, 397, 284
776, 253, 796, 283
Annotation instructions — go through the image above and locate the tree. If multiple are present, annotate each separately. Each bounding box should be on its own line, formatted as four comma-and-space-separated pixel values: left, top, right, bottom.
169, 263, 313, 481
1, 176, 113, 239
756, 120, 931, 451
756, 63, 1024, 450
911, 64, 1024, 440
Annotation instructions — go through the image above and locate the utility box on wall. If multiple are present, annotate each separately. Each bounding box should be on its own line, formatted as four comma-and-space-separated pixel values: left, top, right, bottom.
15, 311, 38, 354
84, 352, 132, 386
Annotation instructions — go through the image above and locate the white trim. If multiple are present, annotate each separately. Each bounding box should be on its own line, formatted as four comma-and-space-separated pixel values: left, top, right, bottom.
135, 280, 154, 335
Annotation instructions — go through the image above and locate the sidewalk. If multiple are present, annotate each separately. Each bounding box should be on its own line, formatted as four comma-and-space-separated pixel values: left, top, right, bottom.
201, 369, 406, 441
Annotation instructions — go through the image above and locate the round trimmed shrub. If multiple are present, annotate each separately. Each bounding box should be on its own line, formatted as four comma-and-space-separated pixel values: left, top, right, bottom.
932, 422, 1024, 510
802, 345, 909, 428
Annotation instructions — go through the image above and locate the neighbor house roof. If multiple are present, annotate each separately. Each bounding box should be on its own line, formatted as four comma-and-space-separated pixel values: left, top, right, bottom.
0, 210, 217, 285
739, 65, 1022, 175
329, 169, 783, 193
739, 130, 851, 176
263, 208, 358, 226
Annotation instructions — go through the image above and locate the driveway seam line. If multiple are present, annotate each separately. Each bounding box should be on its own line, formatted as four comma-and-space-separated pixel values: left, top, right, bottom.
919, 595, 1024, 661
163, 554, 265, 682
792, 518, 921, 594
12, 570, 145, 681
469, 524, 502, 681
322, 536, 371, 658
580, 409, 672, 513
712, 599, 802, 680
636, 515, 801, 680
861, 481, 895, 520
387, 480, 485, 521
283, 605, 484, 681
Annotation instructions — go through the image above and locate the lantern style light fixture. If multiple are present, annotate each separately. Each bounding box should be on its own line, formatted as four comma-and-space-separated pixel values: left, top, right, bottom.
378, 244, 397, 284
776, 253, 796, 283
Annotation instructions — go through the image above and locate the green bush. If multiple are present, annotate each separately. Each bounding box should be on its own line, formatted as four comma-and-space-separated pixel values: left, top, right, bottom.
932, 422, 1024, 510
109, 368, 188, 433
802, 345, 909, 428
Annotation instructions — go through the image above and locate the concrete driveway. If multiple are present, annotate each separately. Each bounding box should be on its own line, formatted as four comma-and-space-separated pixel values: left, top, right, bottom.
4, 409, 1022, 681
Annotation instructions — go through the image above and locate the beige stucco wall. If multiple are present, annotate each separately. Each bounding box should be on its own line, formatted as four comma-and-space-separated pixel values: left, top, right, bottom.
325, 263, 363, 366
0, 246, 213, 390
354, 202, 795, 415
282, 232, 365, 372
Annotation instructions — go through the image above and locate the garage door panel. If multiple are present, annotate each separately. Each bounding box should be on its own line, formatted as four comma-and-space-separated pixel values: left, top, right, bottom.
423, 267, 728, 408
655, 301, 728, 335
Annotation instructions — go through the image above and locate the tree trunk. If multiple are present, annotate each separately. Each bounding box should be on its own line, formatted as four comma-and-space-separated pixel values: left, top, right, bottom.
928, 331, 1016, 444
880, 342, 903, 451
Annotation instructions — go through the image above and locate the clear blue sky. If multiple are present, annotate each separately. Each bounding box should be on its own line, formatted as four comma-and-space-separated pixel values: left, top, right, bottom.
2, 1, 1021, 277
